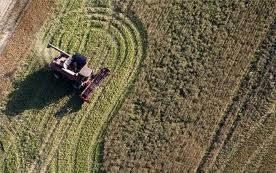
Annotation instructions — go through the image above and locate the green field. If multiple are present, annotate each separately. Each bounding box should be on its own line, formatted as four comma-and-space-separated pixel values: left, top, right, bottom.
0, 0, 275, 173
0, 0, 146, 172
102, 0, 276, 173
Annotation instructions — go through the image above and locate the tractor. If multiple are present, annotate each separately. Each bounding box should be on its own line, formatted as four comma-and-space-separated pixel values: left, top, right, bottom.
47, 43, 110, 102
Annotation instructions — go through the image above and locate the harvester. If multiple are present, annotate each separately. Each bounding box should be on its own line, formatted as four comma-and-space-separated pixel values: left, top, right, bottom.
47, 43, 110, 102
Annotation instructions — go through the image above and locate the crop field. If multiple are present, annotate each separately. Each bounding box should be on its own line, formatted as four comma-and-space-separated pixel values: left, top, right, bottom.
0, 0, 146, 172
102, 0, 276, 173
0, 0, 275, 173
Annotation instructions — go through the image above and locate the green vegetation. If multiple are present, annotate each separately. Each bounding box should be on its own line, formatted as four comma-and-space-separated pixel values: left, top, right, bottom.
0, 0, 275, 173
0, 0, 146, 172
102, 0, 276, 172
210, 21, 276, 173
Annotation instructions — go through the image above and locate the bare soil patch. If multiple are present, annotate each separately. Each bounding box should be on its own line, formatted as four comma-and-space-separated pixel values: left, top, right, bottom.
0, 0, 29, 54
0, 0, 55, 99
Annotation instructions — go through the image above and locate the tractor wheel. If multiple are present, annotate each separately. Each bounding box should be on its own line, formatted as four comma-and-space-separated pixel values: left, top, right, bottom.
53, 72, 62, 79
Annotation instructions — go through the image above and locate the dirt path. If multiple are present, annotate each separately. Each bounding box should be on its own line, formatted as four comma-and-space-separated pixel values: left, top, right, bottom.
0, 0, 16, 53
0, 0, 55, 99
0, 0, 14, 22
0, 0, 30, 54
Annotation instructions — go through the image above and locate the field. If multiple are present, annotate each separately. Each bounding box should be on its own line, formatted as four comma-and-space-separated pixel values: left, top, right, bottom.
0, 0, 275, 173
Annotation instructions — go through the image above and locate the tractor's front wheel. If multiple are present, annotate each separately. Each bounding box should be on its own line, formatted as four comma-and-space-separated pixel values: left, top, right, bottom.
53, 72, 62, 79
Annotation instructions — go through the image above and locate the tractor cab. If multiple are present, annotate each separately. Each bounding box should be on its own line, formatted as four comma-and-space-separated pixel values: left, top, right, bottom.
63, 53, 93, 79
70, 53, 87, 72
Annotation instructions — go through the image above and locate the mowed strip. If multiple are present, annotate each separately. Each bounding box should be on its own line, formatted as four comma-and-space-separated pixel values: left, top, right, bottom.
1, 1, 145, 173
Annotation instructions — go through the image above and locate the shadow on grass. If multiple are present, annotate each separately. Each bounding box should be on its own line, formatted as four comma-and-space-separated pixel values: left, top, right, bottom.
4, 68, 83, 117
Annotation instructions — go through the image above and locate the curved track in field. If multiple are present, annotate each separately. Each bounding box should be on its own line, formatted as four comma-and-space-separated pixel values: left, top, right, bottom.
1, 0, 146, 172
195, 2, 276, 170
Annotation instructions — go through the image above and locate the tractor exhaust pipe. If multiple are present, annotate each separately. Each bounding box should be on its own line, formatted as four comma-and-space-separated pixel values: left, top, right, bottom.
47, 43, 70, 57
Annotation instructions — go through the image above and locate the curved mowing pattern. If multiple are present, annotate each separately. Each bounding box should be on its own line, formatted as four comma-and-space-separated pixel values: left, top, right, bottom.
1, 1, 146, 173
46, 7, 144, 173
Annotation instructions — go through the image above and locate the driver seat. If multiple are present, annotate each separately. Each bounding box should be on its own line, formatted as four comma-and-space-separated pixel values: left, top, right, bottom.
63, 57, 72, 69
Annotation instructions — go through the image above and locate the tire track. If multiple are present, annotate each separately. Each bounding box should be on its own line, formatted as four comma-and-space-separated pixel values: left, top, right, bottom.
196, 2, 276, 172
196, 12, 276, 172
217, 70, 275, 172
220, 112, 276, 173
240, 128, 275, 172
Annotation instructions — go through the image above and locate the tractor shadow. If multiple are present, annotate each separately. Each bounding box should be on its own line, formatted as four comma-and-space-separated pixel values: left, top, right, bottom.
4, 68, 83, 117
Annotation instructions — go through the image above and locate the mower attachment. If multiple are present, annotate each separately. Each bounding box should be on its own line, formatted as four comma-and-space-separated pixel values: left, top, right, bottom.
80, 68, 110, 102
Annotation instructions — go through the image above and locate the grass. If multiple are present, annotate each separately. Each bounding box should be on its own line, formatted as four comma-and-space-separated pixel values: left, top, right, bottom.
102, 0, 276, 172
0, 0, 146, 172
209, 20, 276, 173
1, 0, 275, 173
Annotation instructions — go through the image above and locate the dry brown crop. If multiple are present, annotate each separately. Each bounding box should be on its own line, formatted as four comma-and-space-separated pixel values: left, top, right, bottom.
0, 0, 275, 173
